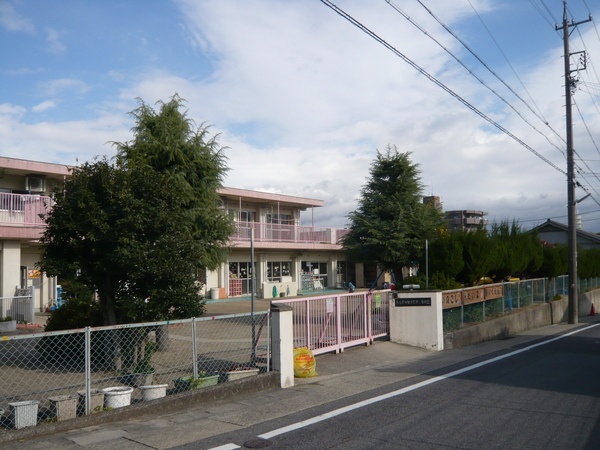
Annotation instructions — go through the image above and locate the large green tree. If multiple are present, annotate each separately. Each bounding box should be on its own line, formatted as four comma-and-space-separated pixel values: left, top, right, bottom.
488, 221, 543, 281
455, 227, 495, 285
342, 146, 444, 284
40, 96, 233, 326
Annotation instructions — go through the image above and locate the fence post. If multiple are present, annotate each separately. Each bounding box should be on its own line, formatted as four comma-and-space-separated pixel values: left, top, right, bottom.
266, 312, 271, 372
85, 327, 91, 415
192, 318, 198, 379
271, 303, 294, 388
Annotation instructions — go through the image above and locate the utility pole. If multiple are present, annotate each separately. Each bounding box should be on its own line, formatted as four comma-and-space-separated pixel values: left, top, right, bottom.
556, 1, 591, 324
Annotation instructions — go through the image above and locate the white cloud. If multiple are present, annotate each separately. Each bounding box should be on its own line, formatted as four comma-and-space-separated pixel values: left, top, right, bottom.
3, 0, 599, 231
32, 100, 57, 112
0, 1, 34, 33
0, 104, 130, 166
44, 26, 66, 54
38, 78, 89, 97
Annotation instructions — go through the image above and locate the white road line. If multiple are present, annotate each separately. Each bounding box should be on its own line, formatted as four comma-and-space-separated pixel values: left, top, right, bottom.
212, 323, 600, 449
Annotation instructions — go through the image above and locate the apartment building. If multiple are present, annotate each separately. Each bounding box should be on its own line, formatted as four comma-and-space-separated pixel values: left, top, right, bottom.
445, 209, 488, 231
0, 157, 71, 311
0, 157, 363, 311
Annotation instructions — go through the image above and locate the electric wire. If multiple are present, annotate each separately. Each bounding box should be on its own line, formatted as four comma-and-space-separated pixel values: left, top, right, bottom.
462, 0, 564, 144
319, 0, 566, 176
529, 0, 557, 28
385, 0, 566, 159
540, 0, 560, 25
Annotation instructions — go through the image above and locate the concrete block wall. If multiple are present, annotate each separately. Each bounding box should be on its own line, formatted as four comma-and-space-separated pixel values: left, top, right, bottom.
445, 289, 600, 350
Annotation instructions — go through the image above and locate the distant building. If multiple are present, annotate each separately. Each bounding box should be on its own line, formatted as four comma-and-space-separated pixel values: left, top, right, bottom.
531, 219, 600, 250
445, 210, 488, 232
423, 196, 442, 211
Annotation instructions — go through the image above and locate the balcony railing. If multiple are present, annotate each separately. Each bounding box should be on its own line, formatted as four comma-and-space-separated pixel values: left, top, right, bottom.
0, 193, 52, 227
0, 192, 348, 246
231, 222, 349, 245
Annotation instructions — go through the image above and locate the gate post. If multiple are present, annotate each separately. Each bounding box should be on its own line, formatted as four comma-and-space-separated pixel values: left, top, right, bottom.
271, 303, 294, 388
389, 291, 443, 351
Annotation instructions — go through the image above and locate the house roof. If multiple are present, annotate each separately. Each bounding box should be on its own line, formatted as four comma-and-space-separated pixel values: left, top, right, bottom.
531, 219, 600, 246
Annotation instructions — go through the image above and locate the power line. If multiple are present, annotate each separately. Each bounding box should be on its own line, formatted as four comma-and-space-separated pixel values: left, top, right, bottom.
385, 0, 566, 160
319, 0, 566, 176
461, 0, 564, 145
529, 0, 559, 28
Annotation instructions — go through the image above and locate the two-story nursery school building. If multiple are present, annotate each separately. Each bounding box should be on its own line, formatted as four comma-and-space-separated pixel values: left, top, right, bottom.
0, 156, 369, 312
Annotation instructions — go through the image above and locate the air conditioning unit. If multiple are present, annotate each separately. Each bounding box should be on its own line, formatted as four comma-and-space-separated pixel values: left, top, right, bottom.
25, 175, 46, 192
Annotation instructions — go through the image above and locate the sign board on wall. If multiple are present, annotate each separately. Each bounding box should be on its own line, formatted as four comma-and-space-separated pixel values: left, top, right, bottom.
394, 297, 432, 307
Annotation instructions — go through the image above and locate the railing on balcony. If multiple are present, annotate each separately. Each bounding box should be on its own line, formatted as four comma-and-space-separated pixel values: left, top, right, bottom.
0, 193, 52, 227
231, 222, 349, 245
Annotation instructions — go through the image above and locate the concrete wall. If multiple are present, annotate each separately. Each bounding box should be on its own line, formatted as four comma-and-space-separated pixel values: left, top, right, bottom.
389, 291, 444, 351
444, 290, 600, 349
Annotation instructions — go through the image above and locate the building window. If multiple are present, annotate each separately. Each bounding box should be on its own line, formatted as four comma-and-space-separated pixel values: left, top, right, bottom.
301, 261, 328, 289
229, 261, 255, 295
267, 261, 290, 282
266, 213, 293, 225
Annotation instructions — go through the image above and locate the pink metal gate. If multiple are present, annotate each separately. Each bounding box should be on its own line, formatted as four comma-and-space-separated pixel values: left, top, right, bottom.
272, 290, 390, 355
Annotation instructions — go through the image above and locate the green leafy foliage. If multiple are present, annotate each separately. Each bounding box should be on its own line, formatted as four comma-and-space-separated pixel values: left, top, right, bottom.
44, 281, 102, 331
533, 243, 568, 279
343, 146, 444, 283
487, 221, 543, 281
454, 228, 495, 286
40, 95, 233, 326
578, 247, 600, 279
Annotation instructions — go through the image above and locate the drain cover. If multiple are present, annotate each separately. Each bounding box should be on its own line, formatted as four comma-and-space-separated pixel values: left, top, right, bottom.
243, 437, 272, 448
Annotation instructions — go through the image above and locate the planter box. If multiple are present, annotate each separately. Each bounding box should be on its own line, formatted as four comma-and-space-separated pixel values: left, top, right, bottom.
139, 384, 169, 401
0, 320, 17, 333
9, 400, 39, 429
48, 395, 77, 421
102, 387, 134, 409
224, 368, 260, 382
77, 389, 105, 415
174, 375, 219, 391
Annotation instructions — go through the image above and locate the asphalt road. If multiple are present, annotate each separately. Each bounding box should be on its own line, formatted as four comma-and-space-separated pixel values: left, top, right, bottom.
180, 322, 600, 449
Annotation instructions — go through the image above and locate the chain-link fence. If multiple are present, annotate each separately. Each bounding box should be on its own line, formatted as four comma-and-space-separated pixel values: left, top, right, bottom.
0, 312, 270, 430
443, 276, 569, 332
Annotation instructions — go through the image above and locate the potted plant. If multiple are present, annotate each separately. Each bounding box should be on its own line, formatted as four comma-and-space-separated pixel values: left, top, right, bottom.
138, 383, 169, 401
48, 395, 78, 421
222, 363, 260, 382
118, 333, 157, 387
174, 371, 219, 391
119, 359, 155, 387
0, 316, 16, 333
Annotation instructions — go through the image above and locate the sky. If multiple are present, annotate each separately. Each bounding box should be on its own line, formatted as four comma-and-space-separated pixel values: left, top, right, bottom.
2, 0, 600, 231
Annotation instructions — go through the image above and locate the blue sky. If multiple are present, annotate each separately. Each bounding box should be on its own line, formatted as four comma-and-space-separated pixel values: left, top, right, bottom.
2, 0, 600, 231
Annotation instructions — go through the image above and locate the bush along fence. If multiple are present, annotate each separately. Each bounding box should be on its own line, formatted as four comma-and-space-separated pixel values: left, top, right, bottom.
0, 311, 270, 431
441, 275, 578, 332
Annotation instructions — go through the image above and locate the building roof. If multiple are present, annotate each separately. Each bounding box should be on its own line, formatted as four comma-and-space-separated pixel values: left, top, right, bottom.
0, 157, 326, 209
218, 186, 324, 209
0, 156, 73, 177
531, 219, 600, 246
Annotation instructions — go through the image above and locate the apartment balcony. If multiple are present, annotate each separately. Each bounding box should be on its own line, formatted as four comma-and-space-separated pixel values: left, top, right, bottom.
230, 222, 349, 249
0, 193, 52, 240
0, 193, 52, 227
